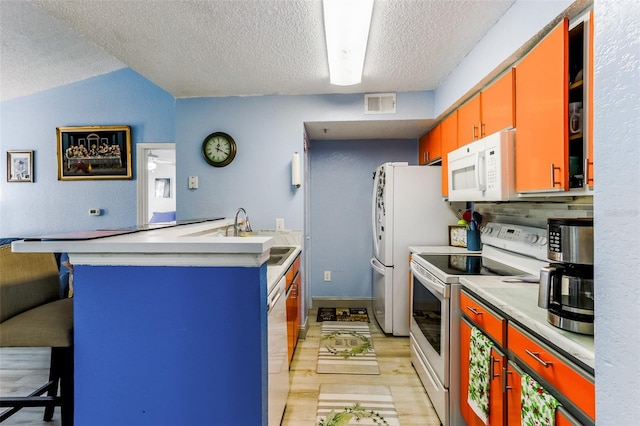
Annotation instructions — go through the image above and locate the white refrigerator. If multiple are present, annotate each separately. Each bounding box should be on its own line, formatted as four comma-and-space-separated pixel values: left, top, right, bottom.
370, 162, 458, 336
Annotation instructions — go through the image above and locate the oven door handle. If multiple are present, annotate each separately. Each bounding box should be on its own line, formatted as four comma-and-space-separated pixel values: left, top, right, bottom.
411, 263, 449, 299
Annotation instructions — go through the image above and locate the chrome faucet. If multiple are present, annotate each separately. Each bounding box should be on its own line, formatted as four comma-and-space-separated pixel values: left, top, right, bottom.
234, 208, 252, 236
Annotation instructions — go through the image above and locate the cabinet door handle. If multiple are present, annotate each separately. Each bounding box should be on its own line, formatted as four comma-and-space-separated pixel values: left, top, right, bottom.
423, 151, 429, 163
504, 368, 512, 391
480, 122, 485, 138
525, 349, 553, 367
490, 356, 501, 379
466, 306, 483, 316
550, 163, 562, 187
584, 158, 594, 184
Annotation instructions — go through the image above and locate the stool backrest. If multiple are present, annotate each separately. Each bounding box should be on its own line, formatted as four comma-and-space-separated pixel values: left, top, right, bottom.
0, 244, 60, 323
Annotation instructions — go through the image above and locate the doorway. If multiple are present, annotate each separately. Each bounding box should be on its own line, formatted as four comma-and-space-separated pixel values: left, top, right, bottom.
136, 143, 176, 226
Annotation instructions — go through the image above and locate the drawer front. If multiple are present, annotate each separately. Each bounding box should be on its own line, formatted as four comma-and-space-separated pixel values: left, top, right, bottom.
460, 291, 506, 347
286, 253, 301, 285
507, 323, 595, 420
292, 254, 300, 278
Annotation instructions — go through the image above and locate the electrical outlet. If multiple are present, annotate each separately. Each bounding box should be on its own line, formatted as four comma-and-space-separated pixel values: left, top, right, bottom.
324, 271, 331, 281
276, 218, 285, 231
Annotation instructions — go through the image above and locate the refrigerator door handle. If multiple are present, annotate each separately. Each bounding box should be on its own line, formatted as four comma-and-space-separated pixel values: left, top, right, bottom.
370, 257, 387, 275
371, 170, 380, 256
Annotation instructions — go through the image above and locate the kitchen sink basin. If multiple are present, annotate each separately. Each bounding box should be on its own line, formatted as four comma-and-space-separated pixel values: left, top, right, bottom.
267, 246, 296, 266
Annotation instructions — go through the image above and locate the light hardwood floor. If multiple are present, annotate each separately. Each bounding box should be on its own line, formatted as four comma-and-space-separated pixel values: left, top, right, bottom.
282, 307, 441, 425
0, 347, 61, 425
0, 308, 441, 425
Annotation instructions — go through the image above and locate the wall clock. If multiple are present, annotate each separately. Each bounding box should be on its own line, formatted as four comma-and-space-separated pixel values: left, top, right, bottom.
201, 132, 237, 167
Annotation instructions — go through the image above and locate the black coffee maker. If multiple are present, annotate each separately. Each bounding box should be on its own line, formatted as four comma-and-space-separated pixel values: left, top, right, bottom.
538, 218, 594, 335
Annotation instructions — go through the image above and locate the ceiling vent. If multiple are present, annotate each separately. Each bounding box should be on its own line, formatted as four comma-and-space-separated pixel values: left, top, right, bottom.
364, 93, 396, 114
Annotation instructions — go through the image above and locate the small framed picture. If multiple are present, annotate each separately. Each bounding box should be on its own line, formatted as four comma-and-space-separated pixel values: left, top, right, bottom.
449, 225, 467, 247
7, 151, 34, 182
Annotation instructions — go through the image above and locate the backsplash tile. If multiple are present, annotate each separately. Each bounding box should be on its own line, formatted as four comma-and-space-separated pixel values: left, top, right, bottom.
474, 197, 593, 229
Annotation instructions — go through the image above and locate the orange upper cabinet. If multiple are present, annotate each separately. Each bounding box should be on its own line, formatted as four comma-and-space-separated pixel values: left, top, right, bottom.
481, 68, 516, 136
428, 124, 442, 163
586, 10, 594, 188
457, 94, 481, 147
515, 19, 569, 192
441, 112, 458, 196
418, 133, 429, 165
418, 124, 442, 165
458, 69, 515, 149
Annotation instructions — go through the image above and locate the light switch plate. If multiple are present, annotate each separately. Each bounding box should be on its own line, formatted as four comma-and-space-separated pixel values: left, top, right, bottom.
276, 218, 285, 231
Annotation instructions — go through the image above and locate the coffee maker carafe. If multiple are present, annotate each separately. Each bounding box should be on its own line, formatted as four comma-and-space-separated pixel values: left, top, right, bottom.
538, 218, 594, 335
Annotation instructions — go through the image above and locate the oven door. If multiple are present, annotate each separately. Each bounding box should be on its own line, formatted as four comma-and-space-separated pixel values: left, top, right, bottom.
410, 260, 450, 386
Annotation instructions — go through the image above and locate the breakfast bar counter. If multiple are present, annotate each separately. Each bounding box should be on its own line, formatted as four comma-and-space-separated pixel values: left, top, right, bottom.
12, 219, 277, 426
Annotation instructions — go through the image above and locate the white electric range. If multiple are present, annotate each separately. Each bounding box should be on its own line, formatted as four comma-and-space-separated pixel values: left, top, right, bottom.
408, 222, 549, 426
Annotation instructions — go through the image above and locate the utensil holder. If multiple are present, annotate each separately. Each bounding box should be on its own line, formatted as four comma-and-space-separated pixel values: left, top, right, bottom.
467, 230, 481, 251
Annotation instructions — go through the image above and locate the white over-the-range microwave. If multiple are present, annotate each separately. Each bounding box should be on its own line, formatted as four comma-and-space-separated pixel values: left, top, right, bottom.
447, 129, 516, 202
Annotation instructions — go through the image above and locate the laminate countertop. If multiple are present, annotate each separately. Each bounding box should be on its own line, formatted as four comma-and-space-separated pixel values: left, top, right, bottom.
459, 275, 594, 372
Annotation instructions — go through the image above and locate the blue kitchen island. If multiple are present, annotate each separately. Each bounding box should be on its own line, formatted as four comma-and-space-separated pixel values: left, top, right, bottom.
12, 219, 276, 426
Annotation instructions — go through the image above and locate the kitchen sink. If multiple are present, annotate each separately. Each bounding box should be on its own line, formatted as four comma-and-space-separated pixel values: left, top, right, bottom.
267, 246, 296, 266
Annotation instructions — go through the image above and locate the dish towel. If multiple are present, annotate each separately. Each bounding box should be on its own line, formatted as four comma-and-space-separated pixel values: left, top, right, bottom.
467, 326, 494, 424
521, 373, 560, 426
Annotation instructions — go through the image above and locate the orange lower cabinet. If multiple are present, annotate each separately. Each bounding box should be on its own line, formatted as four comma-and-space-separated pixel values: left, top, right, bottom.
508, 323, 595, 421
286, 253, 302, 364
460, 291, 506, 346
505, 362, 523, 425
460, 318, 505, 426
506, 361, 583, 426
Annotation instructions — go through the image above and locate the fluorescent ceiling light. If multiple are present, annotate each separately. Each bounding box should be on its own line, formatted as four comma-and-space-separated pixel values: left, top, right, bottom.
323, 0, 374, 86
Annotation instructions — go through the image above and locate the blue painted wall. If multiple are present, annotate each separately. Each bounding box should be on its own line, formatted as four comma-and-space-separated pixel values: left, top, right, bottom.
0, 68, 175, 237
309, 139, 417, 299
174, 92, 433, 231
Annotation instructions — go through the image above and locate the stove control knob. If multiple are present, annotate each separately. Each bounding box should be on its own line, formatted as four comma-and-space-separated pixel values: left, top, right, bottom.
482, 227, 493, 235
525, 234, 539, 244
539, 237, 548, 246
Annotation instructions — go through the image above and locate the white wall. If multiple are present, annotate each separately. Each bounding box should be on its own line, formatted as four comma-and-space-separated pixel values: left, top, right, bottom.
593, 1, 640, 422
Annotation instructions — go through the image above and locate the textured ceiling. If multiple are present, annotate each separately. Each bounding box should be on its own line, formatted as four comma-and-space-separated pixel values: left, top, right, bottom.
0, 0, 516, 138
